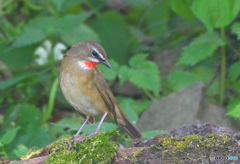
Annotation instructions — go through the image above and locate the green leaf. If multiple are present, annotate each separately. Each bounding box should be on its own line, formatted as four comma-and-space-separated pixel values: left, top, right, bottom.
49, 116, 83, 138
167, 67, 219, 95
60, 0, 85, 11
98, 59, 119, 81
0, 44, 35, 70
170, 0, 194, 22
129, 54, 148, 66
231, 23, 240, 40
167, 70, 200, 91
192, 0, 240, 31
52, 122, 118, 134
130, 54, 161, 95
61, 24, 99, 46
226, 102, 240, 119
90, 11, 130, 63
0, 72, 36, 90
124, 0, 153, 9
232, 81, 240, 94
118, 66, 130, 85
119, 54, 160, 95
192, 67, 219, 96
227, 98, 240, 112
178, 32, 225, 66
142, 130, 168, 139
0, 104, 42, 136
117, 96, 151, 116
16, 105, 42, 131
50, 0, 65, 10
51, 0, 85, 11
0, 127, 20, 145
83, 122, 118, 134
229, 62, 240, 82
12, 16, 57, 48
145, 1, 170, 37
134, 100, 151, 115
119, 99, 138, 123
14, 144, 29, 158
11, 128, 52, 149
56, 12, 93, 34
13, 28, 46, 47
5, 128, 52, 160
13, 12, 92, 48
23, 16, 56, 33
0, 105, 20, 136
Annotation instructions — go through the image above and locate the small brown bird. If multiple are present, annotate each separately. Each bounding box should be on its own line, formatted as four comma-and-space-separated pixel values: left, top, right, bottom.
59, 41, 142, 141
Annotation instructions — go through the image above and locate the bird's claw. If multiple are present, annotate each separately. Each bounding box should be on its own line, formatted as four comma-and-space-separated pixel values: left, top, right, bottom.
78, 131, 99, 143
63, 131, 99, 145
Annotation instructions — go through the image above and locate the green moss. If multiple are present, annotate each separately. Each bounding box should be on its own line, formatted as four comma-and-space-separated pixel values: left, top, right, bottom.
45, 130, 119, 164
158, 135, 202, 153
156, 134, 231, 161
131, 147, 145, 164
203, 134, 231, 148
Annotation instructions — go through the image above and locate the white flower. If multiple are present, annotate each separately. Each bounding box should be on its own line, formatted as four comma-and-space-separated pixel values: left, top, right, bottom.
43, 40, 52, 54
34, 47, 48, 65
54, 42, 67, 61
34, 40, 67, 65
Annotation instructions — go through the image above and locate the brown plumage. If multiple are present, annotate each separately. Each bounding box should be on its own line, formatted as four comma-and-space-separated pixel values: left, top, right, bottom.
59, 40, 142, 139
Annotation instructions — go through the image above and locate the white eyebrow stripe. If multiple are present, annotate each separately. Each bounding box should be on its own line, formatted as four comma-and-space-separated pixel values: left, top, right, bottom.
92, 48, 105, 60
89, 58, 99, 63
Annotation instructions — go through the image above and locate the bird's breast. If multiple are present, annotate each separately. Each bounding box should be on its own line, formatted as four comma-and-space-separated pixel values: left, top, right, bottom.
59, 69, 106, 116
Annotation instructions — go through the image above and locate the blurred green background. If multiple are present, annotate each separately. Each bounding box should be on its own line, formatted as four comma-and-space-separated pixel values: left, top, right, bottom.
1, 0, 240, 161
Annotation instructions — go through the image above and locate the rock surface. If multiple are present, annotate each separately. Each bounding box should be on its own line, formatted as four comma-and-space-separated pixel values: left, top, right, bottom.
13, 124, 240, 164
137, 82, 240, 132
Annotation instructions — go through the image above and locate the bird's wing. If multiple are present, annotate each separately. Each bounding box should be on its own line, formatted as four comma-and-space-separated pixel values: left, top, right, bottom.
92, 67, 118, 124
92, 67, 142, 139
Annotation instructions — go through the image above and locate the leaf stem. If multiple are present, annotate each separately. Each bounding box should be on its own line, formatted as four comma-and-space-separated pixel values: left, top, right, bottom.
220, 27, 226, 106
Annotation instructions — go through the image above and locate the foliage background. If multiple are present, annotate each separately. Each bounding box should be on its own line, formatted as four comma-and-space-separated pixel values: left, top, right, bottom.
1, 0, 240, 161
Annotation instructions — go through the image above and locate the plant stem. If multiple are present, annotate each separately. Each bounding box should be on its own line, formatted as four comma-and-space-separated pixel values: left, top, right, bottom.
42, 78, 59, 122
220, 27, 226, 106
144, 90, 156, 101
1, 146, 9, 159
227, 42, 240, 58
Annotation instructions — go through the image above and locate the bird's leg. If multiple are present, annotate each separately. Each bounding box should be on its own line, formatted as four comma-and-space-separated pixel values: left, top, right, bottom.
72, 118, 89, 142
78, 112, 108, 142
88, 112, 108, 138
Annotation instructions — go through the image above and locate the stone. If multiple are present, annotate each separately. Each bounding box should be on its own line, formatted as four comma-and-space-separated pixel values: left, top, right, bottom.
137, 82, 240, 132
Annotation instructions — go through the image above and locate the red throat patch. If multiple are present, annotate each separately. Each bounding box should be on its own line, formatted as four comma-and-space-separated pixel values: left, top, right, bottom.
83, 61, 100, 68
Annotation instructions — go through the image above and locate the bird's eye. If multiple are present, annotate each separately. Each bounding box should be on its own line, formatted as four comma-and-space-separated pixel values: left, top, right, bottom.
92, 50, 98, 58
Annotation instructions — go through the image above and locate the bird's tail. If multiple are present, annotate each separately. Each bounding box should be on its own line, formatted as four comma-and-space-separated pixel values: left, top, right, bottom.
111, 106, 142, 139
121, 113, 142, 139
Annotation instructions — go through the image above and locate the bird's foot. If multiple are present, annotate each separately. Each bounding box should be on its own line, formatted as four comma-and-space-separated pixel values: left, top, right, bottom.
73, 135, 84, 142
87, 131, 99, 138
62, 135, 85, 144
64, 131, 99, 144
78, 131, 99, 143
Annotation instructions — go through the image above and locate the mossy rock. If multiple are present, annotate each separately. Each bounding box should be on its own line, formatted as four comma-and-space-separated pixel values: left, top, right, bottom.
131, 134, 239, 164
45, 130, 119, 164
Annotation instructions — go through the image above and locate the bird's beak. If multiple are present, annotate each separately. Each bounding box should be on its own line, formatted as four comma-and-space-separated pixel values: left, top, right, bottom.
100, 60, 112, 69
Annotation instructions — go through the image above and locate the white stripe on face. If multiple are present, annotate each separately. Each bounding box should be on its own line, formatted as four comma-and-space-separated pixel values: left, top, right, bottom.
92, 48, 105, 60
89, 57, 99, 63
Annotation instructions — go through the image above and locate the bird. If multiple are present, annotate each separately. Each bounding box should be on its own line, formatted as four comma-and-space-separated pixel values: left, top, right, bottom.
59, 40, 142, 142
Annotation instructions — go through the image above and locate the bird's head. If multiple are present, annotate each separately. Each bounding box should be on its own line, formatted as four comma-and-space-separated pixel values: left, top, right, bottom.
65, 41, 111, 69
